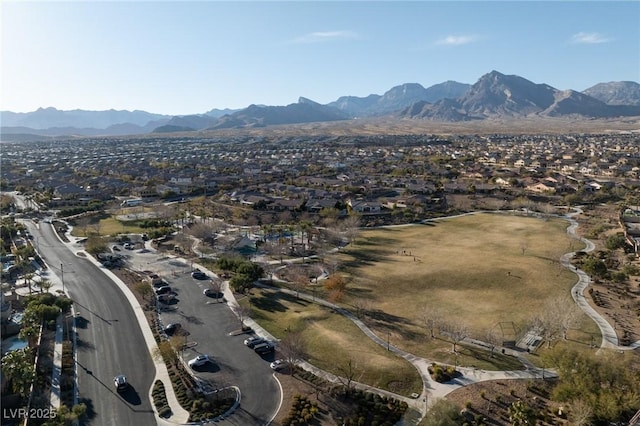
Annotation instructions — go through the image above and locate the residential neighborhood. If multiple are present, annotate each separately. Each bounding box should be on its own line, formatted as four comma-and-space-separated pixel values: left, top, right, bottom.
2, 132, 640, 222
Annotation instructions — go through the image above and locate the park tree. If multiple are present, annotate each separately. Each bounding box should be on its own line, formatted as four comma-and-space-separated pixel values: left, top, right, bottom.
336, 359, 362, 395
580, 255, 608, 278
39, 279, 53, 293
443, 320, 469, 353
484, 327, 503, 357
568, 399, 593, 426
209, 278, 224, 302
533, 295, 582, 347
342, 213, 361, 244
323, 273, 346, 293
85, 235, 108, 255
232, 303, 252, 330
324, 273, 347, 303
229, 274, 253, 293
152, 341, 179, 366
422, 308, 444, 339
605, 233, 628, 251
543, 347, 640, 423
278, 331, 307, 374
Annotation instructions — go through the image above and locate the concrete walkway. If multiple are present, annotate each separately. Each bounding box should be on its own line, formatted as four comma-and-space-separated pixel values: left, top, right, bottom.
50, 315, 63, 409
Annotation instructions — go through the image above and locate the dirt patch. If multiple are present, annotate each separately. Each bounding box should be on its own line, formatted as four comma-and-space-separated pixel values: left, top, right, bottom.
445, 378, 568, 425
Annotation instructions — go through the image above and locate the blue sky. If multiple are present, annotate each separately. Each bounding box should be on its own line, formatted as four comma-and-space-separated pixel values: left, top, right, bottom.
2, 1, 639, 115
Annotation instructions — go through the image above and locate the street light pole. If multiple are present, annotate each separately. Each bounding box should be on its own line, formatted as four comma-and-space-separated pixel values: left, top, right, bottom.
61, 263, 65, 294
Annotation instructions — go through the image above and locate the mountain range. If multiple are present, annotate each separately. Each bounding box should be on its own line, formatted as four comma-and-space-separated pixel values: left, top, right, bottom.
2, 71, 639, 138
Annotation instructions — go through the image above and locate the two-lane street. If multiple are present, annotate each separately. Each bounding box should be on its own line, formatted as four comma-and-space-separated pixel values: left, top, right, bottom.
24, 221, 156, 426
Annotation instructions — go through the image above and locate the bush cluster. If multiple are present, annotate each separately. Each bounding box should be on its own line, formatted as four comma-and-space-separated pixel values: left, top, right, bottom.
282, 394, 318, 425
340, 390, 407, 426
152, 380, 172, 418
427, 362, 459, 383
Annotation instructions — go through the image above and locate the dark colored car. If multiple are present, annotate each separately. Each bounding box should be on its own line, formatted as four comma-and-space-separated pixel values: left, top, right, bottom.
164, 323, 181, 335
243, 336, 265, 348
191, 270, 207, 280
155, 286, 171, 295
253, 342, 275, 355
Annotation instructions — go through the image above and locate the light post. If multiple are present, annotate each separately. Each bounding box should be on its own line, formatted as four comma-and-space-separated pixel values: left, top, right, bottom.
61, 263, 65, 294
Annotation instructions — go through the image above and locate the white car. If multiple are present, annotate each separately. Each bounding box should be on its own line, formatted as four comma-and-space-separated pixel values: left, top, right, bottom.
270, 359, 286, 371
188, 354, 210, 368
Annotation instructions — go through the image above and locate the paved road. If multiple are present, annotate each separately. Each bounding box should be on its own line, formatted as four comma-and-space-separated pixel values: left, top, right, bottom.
26, 221, 156, 426
126, 249, 281, 425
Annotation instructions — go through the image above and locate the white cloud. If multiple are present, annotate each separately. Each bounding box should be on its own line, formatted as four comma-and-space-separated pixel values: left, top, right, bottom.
435, 34, 478, 46
290, 30, 358, 44
570, 32, 613, 44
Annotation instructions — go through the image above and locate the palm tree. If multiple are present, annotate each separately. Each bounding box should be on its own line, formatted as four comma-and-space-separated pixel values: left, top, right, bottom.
39, 279, 53, 293
23, 272, 34, 295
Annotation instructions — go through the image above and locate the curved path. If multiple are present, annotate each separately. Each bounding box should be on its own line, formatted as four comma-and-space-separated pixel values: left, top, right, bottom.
562, 209, 640, 350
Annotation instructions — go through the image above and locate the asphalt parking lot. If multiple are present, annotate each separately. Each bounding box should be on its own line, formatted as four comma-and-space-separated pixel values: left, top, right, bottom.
125, 248, 281, 423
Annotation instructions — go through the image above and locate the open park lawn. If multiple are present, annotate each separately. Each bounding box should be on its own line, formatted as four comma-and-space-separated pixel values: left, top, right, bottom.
337, 213, 585, 360
243, 288, 423, 396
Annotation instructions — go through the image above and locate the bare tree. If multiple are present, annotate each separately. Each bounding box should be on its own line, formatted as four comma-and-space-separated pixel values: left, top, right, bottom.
39, 279, 53, 294
534, 295, 581, 348
568, 398, 593, 426
342, 213, 361, 245
287, 265, 308, 299
210, 278, 224, 303
232, 303, 251, 330
422, 307, 444, 339
484, 327, 502, 357
278, 331, 307, 374
443, 321, 469, 353
336, 358, 362, 395
352, 298, 371, 320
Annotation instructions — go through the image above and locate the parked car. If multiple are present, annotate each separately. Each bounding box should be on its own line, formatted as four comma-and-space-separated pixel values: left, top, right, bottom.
114, 375, 129, 392
123, 242, 134, 250
270, 359, 286, 371
155, 286, 171, 295
112, 245, 121, 251
253, 342, 275, 355
203, 288, 221, 298
157, 294, 174, 304
191, 270, 207, 280
188, 354, 211, 367
243, 336, 265, 348
164, 323, 181, 335
153, 280, 169, 289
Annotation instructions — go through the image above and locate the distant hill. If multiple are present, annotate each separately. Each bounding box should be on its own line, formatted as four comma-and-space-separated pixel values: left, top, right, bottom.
207, 98, 349, 130
399, 71, 640, 120
327, 81, 471, 117
583, 81, 640, 106
3, 72, 639, 136
0, 107, 169, 129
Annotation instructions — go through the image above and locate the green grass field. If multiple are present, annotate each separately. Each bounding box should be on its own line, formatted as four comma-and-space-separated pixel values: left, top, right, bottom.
240, 288, 423, 396
242, 212, 595, 393
337, 213, 586, 360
